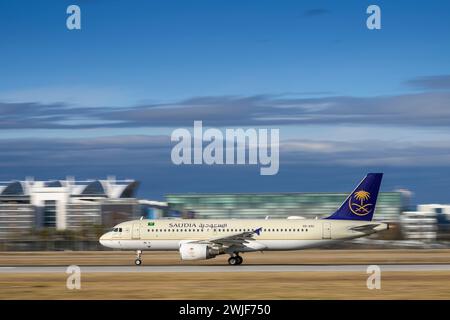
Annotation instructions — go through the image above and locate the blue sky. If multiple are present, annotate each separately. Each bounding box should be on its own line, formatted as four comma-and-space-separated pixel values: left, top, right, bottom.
0, 0, 450, 203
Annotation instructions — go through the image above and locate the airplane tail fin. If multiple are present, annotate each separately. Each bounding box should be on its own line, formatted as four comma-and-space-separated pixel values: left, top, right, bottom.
325, 173, 383, 221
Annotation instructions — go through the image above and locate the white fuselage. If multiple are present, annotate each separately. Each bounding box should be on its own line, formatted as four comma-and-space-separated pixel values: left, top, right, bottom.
99, 218, 388, 252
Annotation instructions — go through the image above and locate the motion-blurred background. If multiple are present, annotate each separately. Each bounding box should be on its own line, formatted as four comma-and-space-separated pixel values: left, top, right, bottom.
1, 0, 450, 252
0, 177, 449, 250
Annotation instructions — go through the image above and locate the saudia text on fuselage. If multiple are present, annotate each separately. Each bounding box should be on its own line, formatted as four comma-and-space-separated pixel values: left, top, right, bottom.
168, 222, 228, 229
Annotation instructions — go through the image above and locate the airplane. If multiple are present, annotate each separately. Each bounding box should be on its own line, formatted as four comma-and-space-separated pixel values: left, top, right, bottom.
99, 173, 388, 265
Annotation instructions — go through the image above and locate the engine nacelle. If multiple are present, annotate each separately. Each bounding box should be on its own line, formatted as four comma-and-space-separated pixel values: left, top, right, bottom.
179, 243, 220, 260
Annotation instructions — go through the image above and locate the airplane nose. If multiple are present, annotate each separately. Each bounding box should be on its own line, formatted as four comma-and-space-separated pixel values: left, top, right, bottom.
99, 233, 108, 246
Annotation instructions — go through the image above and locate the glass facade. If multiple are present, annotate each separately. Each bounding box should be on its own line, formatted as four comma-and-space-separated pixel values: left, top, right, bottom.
66, 202, 102, 230
100, 199, 141, 228
43, 200, 57, 227
0, 203, 35, 239
81, 181, 106, 196
166, 192, 405, 222
1, 182, 24, 196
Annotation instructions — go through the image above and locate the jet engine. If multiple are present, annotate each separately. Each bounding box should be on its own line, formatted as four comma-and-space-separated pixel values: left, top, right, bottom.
179, 243, 221, 260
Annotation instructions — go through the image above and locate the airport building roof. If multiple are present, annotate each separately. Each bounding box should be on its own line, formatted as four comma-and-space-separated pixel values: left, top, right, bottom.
0, 177, 139, 199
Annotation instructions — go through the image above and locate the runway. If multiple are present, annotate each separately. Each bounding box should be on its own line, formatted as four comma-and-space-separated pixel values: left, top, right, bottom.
1, 264, 450, 273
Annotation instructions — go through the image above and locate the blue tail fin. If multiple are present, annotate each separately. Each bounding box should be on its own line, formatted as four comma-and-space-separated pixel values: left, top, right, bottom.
325, 173, 383, 221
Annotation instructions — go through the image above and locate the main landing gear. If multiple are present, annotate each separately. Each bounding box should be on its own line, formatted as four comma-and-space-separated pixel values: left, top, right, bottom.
135, 250, 142, 266
228, 253, 243, 265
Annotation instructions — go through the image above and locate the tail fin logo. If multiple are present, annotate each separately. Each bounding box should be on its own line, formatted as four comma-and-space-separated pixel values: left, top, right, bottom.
349, 190, 373, 216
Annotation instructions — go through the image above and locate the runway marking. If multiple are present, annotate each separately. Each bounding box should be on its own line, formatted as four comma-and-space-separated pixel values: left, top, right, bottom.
1, 264, 450, 273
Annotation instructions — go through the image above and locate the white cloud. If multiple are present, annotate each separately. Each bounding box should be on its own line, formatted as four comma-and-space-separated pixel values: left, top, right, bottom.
0, 85, 135, 107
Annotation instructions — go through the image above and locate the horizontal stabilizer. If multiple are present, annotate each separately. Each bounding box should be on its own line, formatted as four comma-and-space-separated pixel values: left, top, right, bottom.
349, 224, 379, 232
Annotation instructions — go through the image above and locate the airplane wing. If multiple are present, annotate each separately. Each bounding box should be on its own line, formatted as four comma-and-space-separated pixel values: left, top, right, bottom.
195, 227, 263, 247
349, 224, 380, 233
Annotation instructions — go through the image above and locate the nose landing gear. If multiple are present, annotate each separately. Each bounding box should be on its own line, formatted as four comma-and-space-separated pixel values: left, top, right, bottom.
135, 250, 142, 266
228, 253, 243, 265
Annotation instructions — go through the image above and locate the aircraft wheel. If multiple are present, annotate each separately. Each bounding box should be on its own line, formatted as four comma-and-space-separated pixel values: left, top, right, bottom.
228, 257, 238, 265
135, 259, 142, 266
236, 256, 243, 265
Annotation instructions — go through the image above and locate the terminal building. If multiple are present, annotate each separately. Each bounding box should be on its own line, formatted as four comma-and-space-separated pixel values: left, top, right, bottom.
0, 177, 141, 239
5, 176, 450, 244
165, 192, 409, 240
401, 204, 450, 241
166, 192, 406, 222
